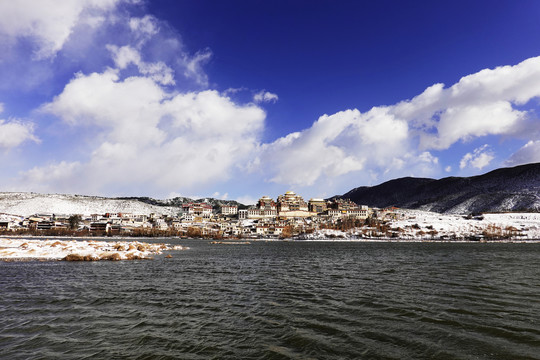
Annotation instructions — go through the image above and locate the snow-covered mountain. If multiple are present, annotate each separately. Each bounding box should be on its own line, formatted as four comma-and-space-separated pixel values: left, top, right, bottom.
0, 192, 246, 217
340, 162, 540, 214
0, 193, 181, 217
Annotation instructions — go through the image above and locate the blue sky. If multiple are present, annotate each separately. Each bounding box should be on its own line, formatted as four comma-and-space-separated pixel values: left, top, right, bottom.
1, 0, 540, 204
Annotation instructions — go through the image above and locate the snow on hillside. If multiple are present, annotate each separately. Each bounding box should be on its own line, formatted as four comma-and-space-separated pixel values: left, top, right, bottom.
0, 192, 179, 217
390, 209, 540, 239
301, 209, 540, 240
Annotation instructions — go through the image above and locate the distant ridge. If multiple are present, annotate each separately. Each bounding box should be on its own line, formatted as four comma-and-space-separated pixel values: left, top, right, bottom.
339, 163, 540, 214
114, 196, 246, 211
0, 193, 245, 217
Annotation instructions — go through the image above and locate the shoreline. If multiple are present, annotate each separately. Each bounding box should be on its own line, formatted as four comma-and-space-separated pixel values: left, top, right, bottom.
1, 234, 539, 243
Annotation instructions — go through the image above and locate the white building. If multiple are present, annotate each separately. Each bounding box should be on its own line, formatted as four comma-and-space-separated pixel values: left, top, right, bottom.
182, 203, 213, 218
238, 209, 248, 220
220, 205, 238, 215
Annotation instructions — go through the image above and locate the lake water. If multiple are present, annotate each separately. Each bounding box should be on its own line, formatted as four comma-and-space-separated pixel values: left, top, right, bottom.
1, 240, 539, 359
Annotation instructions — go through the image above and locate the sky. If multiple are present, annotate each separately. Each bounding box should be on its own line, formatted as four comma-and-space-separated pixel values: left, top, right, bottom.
1, 0, 540, 204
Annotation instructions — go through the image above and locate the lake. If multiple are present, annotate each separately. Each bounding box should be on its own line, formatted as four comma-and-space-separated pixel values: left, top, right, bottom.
1, 240, 539, 359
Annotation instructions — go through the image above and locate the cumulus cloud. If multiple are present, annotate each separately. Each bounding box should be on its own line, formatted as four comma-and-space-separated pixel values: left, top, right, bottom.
394, 57, 540, 150
0, 0, 122, 59
253, 90, 278, 103
0, 0, 255, 196
459, 145, 494, 170
33, 63, 265, 195
0, 119, 38, 150
420, 101, 524, 150
261, 56, 540, 187
505, 140, 540, 166
259, 106, 411, 186
258, 108, 408, 186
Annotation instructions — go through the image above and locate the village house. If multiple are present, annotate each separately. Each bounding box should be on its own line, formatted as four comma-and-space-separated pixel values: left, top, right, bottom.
170, 219, 182, 230
153, 218, 169, 230
220, 204, 238, 216
90, 222, 110, 232
0, 214, 24, 231
182, 203, 213, 218
255, 224, 285, 237
0, 220, 14, 230
245, 196, 278, 219
308, 198, 327, 214
238, 209, 248, 220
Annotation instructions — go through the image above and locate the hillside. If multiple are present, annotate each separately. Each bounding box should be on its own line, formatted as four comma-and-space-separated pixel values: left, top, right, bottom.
340, 163, 540, 214
0, 193, 245, 217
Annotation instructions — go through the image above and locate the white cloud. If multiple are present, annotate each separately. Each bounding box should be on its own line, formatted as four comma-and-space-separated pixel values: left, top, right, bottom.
129, 15, 159, 39
253, 90, 278, 103
108, 45, 141, 69
0, 119, 38, 150
0, 1, 211, 93
445, 166, 452, 172
392, 56, 540, 150
420, 101, 524, 150
107, 45, 175, 85
223, 87, 247, 95
0, 0, 122, 59
236, 195, 257, 206
212, 192, 228, 200
21, 161, 82, 192
0, 1, 251, 197
418, 152, 438, 164
459, 145, 494, 170
505, 140, 540, 166
32, 64, 265, 195
260, 56, 540, 188
259, 108, 408, 186
184, 50, 212, 86
449, 56, 540, 105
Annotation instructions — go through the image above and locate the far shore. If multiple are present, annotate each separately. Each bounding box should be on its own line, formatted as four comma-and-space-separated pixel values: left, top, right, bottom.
1, 234, 539, 243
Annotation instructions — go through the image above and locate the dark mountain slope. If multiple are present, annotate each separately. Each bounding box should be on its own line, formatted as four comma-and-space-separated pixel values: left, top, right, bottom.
340, 163, 540, 214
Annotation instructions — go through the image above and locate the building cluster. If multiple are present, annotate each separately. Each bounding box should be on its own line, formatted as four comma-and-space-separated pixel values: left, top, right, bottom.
0, 191, 383, 238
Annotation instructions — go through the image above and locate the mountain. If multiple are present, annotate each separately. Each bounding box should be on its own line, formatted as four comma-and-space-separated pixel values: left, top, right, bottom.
339, 163, 540, 214
0, 193, 245, 217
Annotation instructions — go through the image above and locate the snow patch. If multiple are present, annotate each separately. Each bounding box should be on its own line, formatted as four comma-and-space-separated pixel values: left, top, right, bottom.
0, 238, 186, 261
0, 192, 178, 217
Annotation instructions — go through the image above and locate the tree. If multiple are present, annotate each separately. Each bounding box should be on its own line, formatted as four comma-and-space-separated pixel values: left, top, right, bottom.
281, 225, 293, 238
68, 215, 82, 230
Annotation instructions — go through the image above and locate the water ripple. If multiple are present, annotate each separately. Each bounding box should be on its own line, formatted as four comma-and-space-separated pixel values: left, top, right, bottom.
1, 241, 539, 359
